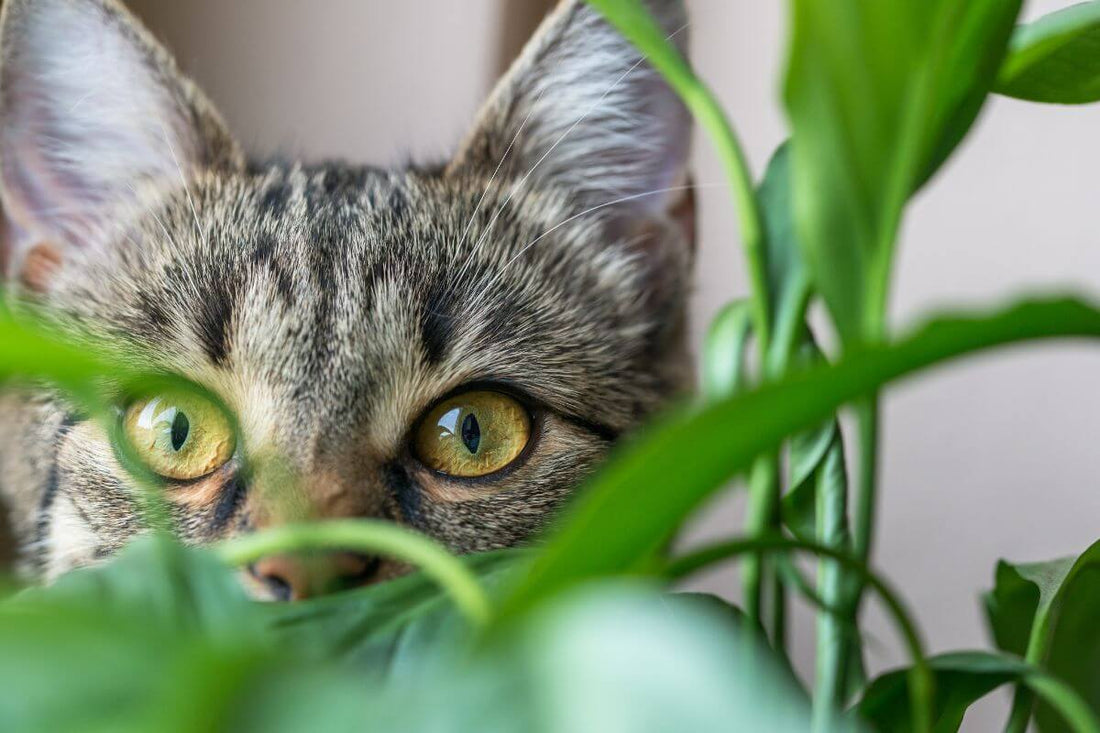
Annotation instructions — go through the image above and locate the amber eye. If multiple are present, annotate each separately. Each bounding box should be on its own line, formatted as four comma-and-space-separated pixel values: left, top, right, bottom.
414, 391, 531, 477
122, 389, 236, 481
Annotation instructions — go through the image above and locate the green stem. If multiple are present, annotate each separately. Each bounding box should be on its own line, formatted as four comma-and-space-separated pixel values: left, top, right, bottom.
668, 535, 932, 733
852, 396, 880, 563
1005, 594, 1061, 732
1022, 671, 1100, 733
813, 442, 852, 728
216, 520, 492, 627
742, 455, 780, 634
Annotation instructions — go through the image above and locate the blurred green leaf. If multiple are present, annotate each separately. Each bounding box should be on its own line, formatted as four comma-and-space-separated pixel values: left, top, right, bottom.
757, 142, 811, 370
985, 540, 1100, 731
702, 300, 753, 401
265, 550, 521, 678
16, 535, 254, 640
366, 584, 855, 732
997, 2, 1100, 104
501, 297, 1100, 616
784, 0, 1022, 341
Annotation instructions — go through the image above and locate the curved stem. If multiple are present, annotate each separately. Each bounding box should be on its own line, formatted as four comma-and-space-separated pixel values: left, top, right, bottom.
668, 535, 932, 733
1022, 671, 1100, 733
216, 520, 492, 627
1006, 600, 1062, 732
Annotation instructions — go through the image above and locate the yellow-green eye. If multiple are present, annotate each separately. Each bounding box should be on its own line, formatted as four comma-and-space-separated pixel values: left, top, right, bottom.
123, 389, 236, 480
414, 391, 531, 477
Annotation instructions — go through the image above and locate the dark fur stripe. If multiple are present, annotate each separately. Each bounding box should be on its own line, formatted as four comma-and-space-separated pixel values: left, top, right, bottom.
33, 415, 75, 569
210, 475, 247, 535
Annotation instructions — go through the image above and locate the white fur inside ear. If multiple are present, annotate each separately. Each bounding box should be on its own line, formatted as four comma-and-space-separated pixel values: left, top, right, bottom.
454, 0, 692, 217
0, 0, 199, 248
42, 493, 100, 582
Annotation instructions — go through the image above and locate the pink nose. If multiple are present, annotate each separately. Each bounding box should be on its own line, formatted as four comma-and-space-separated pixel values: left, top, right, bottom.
247, 551, 378, 601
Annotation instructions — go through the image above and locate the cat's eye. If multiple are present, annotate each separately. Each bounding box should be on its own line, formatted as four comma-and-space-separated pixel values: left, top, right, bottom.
414, 391, 531, 478
122, 390, 236, 481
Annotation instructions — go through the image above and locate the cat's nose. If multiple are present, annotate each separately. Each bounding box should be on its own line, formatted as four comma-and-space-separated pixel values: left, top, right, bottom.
247, 551, 379, 601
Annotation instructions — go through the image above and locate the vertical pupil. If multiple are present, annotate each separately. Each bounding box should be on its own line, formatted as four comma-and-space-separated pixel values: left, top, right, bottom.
170, 411, 190, 452
461, 413, 481, 454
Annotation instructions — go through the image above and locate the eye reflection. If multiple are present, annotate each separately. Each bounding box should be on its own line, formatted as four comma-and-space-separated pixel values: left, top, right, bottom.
122, 389, 235, 481
414, 391, 530, 478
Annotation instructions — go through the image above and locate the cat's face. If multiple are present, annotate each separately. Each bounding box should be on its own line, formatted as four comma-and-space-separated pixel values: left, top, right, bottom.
0, 0, 693, 598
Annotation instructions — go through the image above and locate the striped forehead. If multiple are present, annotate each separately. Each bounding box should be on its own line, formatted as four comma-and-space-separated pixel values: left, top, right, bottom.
90, 161, 653, 462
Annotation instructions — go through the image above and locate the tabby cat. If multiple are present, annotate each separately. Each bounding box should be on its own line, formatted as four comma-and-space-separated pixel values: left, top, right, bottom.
0, 0, 694, 600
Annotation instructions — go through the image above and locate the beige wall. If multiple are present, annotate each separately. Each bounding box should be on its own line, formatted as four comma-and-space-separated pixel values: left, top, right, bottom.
129, 2, 1100, 728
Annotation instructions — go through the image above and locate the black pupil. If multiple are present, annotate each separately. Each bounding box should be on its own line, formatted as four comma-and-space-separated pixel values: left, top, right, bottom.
460, 413, 481, 455
170, 411, 190, 452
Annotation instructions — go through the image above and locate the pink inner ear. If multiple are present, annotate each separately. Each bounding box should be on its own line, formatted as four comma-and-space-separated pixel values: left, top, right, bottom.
19, 241, 63, 293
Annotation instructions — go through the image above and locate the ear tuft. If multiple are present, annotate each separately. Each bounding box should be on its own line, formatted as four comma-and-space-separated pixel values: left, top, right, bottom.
0, 0, 242, 285
451, 0, 692, 221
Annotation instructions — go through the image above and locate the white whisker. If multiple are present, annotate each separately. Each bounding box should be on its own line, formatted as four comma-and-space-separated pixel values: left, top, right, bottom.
158, 120, 206, 249
468, 182, 719, 309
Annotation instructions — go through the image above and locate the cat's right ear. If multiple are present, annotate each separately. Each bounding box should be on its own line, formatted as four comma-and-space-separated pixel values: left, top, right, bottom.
450, 0, 692, 229
0, 0, 243, 291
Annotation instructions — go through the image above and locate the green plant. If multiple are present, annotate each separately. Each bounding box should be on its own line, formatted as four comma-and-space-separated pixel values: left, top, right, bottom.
5, 1, 1100, 731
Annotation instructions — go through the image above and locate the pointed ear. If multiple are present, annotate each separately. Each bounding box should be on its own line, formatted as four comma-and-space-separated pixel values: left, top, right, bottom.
450, 0, 692, 221
0, 0, 243, 286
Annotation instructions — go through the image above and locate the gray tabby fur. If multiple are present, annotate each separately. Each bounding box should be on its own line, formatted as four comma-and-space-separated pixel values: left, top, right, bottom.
0, 0, 694, 592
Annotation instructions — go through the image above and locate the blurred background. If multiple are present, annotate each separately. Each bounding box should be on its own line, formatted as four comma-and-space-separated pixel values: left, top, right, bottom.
126, 1, 1100, 727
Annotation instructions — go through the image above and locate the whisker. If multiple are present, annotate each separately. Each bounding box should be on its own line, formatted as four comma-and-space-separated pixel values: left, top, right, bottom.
447, 87, 548, 293
157, 120, 207, 250
467, 182, 719, 311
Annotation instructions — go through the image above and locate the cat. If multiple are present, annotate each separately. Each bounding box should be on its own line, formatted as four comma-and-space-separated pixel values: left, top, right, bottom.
0, 0, 694, 600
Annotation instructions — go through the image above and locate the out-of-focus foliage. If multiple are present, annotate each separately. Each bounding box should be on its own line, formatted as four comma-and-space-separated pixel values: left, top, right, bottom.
5, 0, 1100, 731
997, 2, 1100, 104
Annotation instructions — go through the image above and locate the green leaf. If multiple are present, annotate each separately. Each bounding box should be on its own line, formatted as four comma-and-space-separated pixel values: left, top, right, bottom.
757, 142, 811, 370
784, 0, 1023, 341
16, 535, 254, 640
997, 2, 1100, 104
367, 585, 855, 732
499, 297, 1100, 617
702, 300, 754, 401
263, 551, 521, 679
860, 652, 1036, 732
858, 651, 1100, 733
985, 540, 1100, 731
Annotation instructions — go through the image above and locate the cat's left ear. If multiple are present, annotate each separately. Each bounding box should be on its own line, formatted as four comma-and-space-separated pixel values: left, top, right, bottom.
0, 0, 243, 290
450, 0, 694, 246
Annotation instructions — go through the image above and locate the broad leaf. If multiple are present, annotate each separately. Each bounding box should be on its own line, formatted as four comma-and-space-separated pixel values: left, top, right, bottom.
501, 297, 1100, 616
859, 652, 1035, 732
784, 0, 1023, 341
986, 540, 1100, 731
997, 2, 1100, 104
366, 585, 855, 732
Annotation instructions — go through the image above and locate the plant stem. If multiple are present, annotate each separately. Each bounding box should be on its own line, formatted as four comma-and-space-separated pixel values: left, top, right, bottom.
216, 520, 492, 627
1005, 593, 1060, 732
852, 396, 880, 564
1022, 671, 1100, 733
742, 455, 780, 634
813, 442, 851, 728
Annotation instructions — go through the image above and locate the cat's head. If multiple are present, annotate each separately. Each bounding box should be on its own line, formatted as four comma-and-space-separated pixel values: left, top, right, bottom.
0, 0, 693, 598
